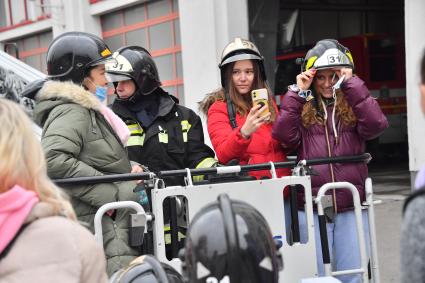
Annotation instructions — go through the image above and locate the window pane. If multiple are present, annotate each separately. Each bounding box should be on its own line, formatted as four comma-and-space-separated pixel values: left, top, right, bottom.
369, 39, 397, 82
40, 53, 47, 74
24, 36, 39, 51
16, 39, 25, 54
102, 11, 122, 30
39, 31, 53, 47
176, 52, 182, 78
274, 58, 299, 95
0, 0, 7, 28
154, 54, 173, 81
124, 4, 145, 25
24, 56, 40, 70
149, 22, 172, 50
370, 57, 396, 81
173, 0, 178, 12
41, 0, 52, 16
147, 0, 169, 19
104, 35, 124, 52
11, 0, 26, 24
174, 19, 180, 45
126, 28, 147, 48
177, 85, 184, 103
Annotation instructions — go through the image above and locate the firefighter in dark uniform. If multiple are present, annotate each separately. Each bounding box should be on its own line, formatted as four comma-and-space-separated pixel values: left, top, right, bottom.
105, 46, 217, 256
105, 46, 216, 186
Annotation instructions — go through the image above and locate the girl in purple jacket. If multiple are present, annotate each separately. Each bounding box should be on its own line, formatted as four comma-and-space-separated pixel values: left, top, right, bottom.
272, 39, 388, 283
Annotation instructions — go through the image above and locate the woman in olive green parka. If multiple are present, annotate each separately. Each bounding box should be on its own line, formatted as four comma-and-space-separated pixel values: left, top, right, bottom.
23, 32, 142, 276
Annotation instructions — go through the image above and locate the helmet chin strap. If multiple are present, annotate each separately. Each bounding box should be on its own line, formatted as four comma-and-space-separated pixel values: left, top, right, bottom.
320, 73, 345, 143
327, 74, 345, 143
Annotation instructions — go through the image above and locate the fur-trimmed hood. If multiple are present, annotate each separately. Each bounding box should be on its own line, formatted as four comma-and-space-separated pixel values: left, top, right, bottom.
32, 80, 101, 126
36, 80, 101, 110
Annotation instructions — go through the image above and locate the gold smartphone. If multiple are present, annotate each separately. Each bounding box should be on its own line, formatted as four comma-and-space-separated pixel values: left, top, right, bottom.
251, 88, 270, 119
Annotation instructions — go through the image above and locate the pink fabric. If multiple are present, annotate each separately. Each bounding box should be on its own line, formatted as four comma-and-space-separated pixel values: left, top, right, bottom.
0, 185, 39, 253
99, 105, 131, 145
100, 105, 130, 217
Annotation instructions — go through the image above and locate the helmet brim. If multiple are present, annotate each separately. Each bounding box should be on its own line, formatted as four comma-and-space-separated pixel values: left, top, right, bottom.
105, 72, 132, 83
220, 53, 262, 67
314, 64, 354, 71
90, 56, 117, 67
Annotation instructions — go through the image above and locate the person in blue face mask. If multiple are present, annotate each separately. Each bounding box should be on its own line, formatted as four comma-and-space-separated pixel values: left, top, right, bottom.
86, 77, 108, 102
21, 32, 145, 276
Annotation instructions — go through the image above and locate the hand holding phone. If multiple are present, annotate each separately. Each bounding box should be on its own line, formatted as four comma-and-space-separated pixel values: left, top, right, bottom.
251, 88, 270, 120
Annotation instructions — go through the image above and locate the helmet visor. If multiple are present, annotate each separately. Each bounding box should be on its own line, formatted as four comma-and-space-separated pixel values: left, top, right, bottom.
220, 53, 262, 67
105, 72, 132, 83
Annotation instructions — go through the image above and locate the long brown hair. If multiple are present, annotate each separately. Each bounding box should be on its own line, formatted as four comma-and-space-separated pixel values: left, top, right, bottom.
301, 90, 357, 128
199, 60, 277, 122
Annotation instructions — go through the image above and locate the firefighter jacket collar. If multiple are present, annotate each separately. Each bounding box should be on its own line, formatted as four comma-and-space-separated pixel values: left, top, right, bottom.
112, 87, 177, 125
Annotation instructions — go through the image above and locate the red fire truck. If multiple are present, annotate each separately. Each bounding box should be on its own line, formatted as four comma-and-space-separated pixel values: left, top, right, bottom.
274, 34, 407, 147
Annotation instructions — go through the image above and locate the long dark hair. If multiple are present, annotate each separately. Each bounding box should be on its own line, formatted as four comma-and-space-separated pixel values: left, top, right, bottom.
301, 90, 356, 127
199, 60, 277, 122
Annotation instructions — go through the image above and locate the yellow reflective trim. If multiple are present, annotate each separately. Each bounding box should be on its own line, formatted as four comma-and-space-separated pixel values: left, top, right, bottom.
158, 132, 168, 143
181, 120, 192, 142
305, 55, 318, 71
128, 123, 144, 135
127, 135, 144, 146
196, 157, 218, 169
164, 232, 186, 244
101, 48, 112, 57
164, 224, 186, 244
128, 124, 139, 130
192, 175, 203, 182
346, 51, 354, 65
193, 157, 218, 182
127, 125, 142, 131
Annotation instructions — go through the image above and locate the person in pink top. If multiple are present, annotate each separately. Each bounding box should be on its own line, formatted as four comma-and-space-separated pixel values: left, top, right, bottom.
0, 99, 108, 283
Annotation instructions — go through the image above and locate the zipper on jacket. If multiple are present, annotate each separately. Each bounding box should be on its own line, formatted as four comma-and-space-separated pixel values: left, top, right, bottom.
90, 111, 97, 135
324, 118, 338, 213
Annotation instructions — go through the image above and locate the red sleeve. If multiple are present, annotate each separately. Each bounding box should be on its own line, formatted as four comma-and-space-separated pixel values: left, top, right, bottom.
207, 101, 251, 164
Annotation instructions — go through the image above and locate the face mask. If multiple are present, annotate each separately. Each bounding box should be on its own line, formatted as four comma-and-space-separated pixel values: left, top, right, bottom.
86, 78, 108, 102
95, 86, 108, 102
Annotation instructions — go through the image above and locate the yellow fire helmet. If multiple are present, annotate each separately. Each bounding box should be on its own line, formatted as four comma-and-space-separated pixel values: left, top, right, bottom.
302, 39, 354, 72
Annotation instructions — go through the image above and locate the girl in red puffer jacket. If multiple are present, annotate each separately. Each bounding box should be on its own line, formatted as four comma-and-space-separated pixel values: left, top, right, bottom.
199, 37, 291, 180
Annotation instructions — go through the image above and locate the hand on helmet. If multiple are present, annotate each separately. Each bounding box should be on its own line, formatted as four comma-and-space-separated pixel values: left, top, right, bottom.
296, 69, 317, 91
240, 104, 271, 138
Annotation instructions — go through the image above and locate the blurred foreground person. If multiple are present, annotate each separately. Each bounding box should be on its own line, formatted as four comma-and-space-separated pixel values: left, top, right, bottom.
0, 99, 108, 283
401, 49, 425, 283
